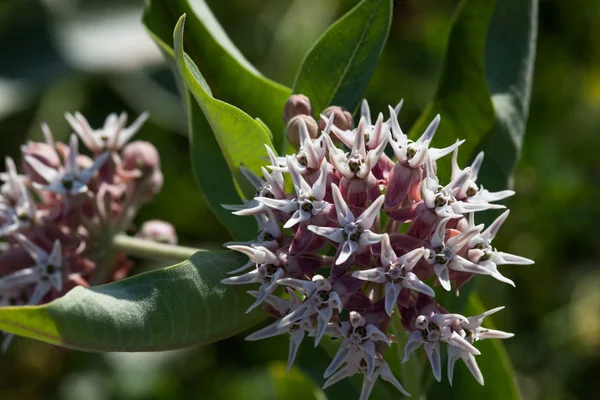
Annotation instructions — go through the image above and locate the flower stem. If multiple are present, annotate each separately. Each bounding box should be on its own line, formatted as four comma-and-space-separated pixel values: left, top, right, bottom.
112, 233, 204, 261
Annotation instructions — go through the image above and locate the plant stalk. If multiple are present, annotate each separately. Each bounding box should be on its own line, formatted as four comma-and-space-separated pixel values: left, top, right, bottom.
112, 233, 203, 261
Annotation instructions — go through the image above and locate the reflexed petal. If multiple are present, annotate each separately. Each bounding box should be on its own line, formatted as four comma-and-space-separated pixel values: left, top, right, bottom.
79, 151, 110, 185
402, 331, 424, 362
399, 247, 425, 269
245, 320, 286, 341
323, 363, 359, 389
276, 277, 315, 293
352, 268, 386, 284
366, 324, 390, 345
462, 352, 484, 385
359, 230, 385, 246
431, 218, 450, 248
417, 114, 440, 144
434, 263, 451, 291
379, 361, 411, 396
256, 197, 298, 214
23, 155, 57, 183
424, 341, 442, 382
380, 234, 396, 266
429, 139, 465, 162
359, 375, 376, 400
315, 307, 334, 346
363, 340, 376, 378
313, 159, 329, 201
220, 269, 259, 285
287, 328, 305, 372
324, 340, 351, 377
495, 251, 535, 265
357, 195, 385, 230
403, 272, 435, 297
482, 210, 510, 242
331, 184, 354, 225
283, 210, 307, 228
477, 328, 514, 340
384, 282, 399, 316
447, 345, 461, 386
336, 240, 359, 265
464, 306, 505, 329
308, 225, 344, 243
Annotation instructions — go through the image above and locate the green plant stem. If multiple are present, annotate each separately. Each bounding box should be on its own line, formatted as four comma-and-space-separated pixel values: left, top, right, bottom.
112, 233, 203, 261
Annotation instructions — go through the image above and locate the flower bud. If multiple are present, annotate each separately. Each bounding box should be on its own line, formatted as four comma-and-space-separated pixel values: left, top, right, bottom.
122, 141, 160, 174
21, 142, 61, 184
136, 220, 178, 245
319, 106, 353, 132
283, 94, 312, 124
286, 115, 318, 149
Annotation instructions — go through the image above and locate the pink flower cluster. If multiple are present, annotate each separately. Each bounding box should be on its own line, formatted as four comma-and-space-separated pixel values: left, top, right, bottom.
222, 95, 534, 398
0, 112, 164, 349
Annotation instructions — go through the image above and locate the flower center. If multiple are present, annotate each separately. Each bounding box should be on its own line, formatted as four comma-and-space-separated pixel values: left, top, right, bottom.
433, 246, 454, 265
347, 154, 364, 174
343, 222, 362, 241
387, 262, 405, 282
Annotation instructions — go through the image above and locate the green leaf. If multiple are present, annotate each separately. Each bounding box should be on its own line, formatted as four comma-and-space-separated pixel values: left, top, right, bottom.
0, 251, 266, 351
145, 28, 256, 240
428, 294, 521, 400
143, 0, 291, 150
478, 0, 538, 190
409, 0, 496, 164
292, 0, 393, 115
410, 0, 537, 191
173, 14, 276, 204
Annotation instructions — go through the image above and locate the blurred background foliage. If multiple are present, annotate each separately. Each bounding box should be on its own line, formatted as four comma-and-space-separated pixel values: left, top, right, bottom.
0, 0, 598, 399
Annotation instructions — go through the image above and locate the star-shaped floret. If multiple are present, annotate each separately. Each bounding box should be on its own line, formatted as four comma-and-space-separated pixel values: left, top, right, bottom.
0, 158, 36, 235
0, 234, 63, 304
329, 99, 402, 151
451, 148, 515, 204
353, 234, 432, 315
426, 218, 491, 291
325, 311, 390, 379
325, 116, 388, 180
422, 157, 503, 219
257, 157, 328, 228
223, 145, 285, 216
245, 288, 311, 372
276, 275, 343, 345
65, 111, 149, 153
308, 184, 385, 265
220, 245, 285, 313
388, 111, 463, 169
25, 135, 109, 196
447, 306, 514, 385
403, 312, 480, 382
465, 211, 534, 286
323, 351, 410, 399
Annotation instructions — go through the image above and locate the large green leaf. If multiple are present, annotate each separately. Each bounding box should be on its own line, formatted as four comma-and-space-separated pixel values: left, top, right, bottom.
0, 251, 265, 351
477, 0, 538, 190
408, 0, 496, 164
292, 0, 393, 115
145, 28, 256, 240
173, 15, 276, 198
143, 0, 291, 150
428, 294, 521, 400
410, 0, 537, 191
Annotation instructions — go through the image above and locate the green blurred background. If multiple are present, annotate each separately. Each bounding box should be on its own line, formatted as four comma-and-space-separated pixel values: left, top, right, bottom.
0, 0, 598, 399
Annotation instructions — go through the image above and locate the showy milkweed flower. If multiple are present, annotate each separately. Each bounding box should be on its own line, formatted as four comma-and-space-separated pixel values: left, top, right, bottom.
222, 95, 533, 399
0, 111, 170, 350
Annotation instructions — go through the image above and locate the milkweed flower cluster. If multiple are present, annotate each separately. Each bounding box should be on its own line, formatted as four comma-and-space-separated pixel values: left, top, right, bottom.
222, 95, 533, 398
0, 111, 170, 349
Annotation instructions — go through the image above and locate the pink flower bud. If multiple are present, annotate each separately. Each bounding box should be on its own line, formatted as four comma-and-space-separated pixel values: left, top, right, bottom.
283, 94, 313, 124
286, 115, 318, 149
21, 142, 61, 184
122, 141, 160, 174
136, 220, 177, 245
319, 106, 354, 132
